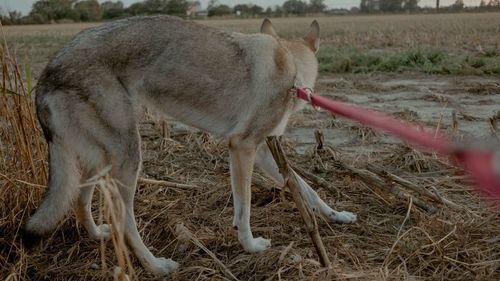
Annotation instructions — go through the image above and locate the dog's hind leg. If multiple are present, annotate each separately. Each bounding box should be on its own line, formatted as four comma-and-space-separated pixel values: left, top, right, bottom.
74, 183, 110, 240
105, 126, 178, 276
229, 137, 271, 253
24, 141, 81, 239
255, 144, 357, 223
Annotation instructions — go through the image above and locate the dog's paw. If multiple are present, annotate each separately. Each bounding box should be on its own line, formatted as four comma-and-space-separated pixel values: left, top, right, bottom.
97, 224, 111, 239
242, 237, 272, 253
148, 257, 179, 276
328, 211, 357, 223
89, 224, 111, 240
19, 227, 43, 249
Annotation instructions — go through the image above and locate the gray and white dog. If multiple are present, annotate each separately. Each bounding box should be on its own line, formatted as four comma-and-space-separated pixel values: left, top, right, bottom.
25, 16, 356, 276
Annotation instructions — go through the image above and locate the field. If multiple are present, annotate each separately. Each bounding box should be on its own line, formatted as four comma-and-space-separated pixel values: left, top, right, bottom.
1, 13, 500, 280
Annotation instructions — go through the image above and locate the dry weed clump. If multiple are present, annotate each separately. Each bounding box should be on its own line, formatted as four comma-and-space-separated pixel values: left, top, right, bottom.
89, 171, 136, 281
0, 27, 47, 280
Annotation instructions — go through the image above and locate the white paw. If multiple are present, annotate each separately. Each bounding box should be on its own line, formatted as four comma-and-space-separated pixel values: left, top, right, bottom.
113, 266, 130, 281
148, 257, 179, 276
90, 224, 111, 240
328, 211, 357, 223
241, 237, 272, 253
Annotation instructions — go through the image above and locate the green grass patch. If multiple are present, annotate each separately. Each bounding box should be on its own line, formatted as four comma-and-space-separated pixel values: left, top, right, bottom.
318, 47, 500, 75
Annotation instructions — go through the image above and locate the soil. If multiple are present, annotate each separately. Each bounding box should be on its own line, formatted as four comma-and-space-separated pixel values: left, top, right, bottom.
288, 73, 500, 154
3, 72, 500, 280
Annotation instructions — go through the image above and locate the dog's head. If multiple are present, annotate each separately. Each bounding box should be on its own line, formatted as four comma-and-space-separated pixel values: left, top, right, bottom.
260, 19, 320, 91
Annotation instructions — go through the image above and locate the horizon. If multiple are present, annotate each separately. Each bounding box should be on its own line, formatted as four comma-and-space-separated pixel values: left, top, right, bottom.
1, 0, 483, 16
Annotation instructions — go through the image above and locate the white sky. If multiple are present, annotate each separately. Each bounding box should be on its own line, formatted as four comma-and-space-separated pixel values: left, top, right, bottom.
1, 0, 482, 16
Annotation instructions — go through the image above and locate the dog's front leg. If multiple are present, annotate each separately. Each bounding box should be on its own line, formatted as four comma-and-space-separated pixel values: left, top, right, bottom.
229, 137, 271, 253
255, 144, 357, 223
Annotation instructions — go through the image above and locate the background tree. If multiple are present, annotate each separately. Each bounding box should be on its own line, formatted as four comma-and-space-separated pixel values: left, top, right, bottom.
379, 0, 404, 12
101, 1, 125, 19
360, 0, 369, 12
234, 4, 250, 16
165, 0, 188, 16
31, 0, 79, 22
360, 0, 377, 13
142, 0, 168, 14
274, 5, 284, 16
250, 5, 264, 16
9, 11, 23, 24
403, 0, 420, 11
127, 2, 146, 15
74, 0, 102, 21
308, 0, 326, 13
0, 10, 22, 25
265, 6, 273, 16
208, 0, 232, 17
283, 0, 308, 15
452, 0, 464, 11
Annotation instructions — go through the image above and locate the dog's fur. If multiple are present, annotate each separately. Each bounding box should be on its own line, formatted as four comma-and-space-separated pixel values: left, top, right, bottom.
25, 16, 356, 276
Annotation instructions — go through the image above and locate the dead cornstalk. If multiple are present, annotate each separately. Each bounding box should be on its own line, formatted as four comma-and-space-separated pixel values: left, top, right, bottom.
162, 120, 170, 139
175, 223, 239, 281
138, 177, 199, 189
266, 136, 331, 269
369, 164, 461, 210
333, 158, 438, 213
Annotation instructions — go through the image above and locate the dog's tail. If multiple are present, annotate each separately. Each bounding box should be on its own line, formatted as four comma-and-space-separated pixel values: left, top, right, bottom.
22, 91, 81, 247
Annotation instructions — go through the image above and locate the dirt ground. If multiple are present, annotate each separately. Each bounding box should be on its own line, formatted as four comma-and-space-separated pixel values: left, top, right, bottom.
290, 73, 500, 153
2, 47, 500, 279
137, 72, 500, 280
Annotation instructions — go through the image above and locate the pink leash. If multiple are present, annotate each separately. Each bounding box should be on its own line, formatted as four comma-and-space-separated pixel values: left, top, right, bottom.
294, 87, 500, 198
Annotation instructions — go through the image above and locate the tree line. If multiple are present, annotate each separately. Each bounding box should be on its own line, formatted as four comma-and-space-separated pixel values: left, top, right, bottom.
360, 0, 500, 13
0, 0, 329, 25
2, 0, 189, 24
1, 0, 499, 25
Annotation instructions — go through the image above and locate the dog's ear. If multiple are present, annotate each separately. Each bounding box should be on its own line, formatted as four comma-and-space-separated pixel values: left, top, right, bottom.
304, 20, 320, 53
260, 18, 279, 38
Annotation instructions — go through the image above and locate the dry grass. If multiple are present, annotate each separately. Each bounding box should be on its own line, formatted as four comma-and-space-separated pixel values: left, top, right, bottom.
205, 13, 500, 51
4, 13, 500, 73
1, 14, 500, 281
4, 13, 499, 48
0, 24, 48, 278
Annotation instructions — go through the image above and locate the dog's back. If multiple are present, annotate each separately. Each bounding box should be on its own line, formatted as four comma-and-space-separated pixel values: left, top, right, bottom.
38, 16, 250, 90
37, 16, 296, 138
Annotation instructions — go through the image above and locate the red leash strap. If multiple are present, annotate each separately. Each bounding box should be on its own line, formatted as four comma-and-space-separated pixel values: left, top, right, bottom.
295, 87, 500, 198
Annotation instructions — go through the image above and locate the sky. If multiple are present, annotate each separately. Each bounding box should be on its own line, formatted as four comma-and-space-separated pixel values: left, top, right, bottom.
1, 0, 483, 16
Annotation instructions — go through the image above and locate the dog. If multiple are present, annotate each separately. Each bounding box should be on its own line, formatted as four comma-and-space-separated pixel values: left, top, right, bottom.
24, 16, 357, 276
